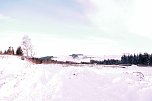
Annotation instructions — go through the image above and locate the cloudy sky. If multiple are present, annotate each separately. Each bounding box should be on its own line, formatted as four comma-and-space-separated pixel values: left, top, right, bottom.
0, 0, 152, 56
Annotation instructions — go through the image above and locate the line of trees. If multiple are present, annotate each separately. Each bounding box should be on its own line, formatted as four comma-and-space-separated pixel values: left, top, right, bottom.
90, 59, 121, 65
2, 46, 23, 56
1, 35, 34, 57
121, 53, 152, 66
90, 53, 152, 66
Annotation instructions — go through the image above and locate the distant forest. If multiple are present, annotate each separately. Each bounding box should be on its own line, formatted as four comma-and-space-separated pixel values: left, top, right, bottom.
90, 53, 152, 66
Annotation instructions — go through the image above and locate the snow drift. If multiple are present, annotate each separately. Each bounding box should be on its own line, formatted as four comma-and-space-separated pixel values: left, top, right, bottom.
0, 55, 152, 101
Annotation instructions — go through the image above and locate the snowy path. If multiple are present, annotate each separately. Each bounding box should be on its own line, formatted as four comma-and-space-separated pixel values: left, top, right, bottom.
0, 56, 152, 101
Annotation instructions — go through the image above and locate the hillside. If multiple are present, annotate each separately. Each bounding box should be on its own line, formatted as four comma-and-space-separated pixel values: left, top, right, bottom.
0, 55, 152, 101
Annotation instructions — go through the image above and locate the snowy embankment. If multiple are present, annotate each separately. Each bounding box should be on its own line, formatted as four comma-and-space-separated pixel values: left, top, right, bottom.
0, 55, 152, 101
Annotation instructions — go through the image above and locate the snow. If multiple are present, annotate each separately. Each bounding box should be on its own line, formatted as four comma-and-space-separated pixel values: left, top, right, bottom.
54, 55, 91, 63
54, 55, 121, 63
0, 55, 152, 101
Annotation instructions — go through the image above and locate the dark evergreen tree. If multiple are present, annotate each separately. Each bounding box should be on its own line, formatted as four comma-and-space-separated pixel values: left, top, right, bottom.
143, 53, 149, 65
128, 55, 134, 64
138, 53, 143, 64
121, 54, 129, 64
133, 54, 138, 65
149, 54, 152, 66
12, 47, 14, 55
3, 50, 7, 54
16, 46, 23, 56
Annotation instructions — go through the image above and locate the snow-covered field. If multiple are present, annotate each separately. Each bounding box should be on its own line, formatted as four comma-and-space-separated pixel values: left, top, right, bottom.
0, 55, 152, 101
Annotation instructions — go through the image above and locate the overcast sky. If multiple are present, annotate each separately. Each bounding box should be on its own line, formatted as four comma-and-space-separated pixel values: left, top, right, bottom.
0, 0, 152, 56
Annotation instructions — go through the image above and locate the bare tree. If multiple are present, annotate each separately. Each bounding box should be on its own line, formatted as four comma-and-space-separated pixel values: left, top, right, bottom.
21, 35, 34, 57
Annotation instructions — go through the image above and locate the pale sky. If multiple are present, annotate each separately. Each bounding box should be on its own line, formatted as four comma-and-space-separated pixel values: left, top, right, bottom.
0, 0, 152, 56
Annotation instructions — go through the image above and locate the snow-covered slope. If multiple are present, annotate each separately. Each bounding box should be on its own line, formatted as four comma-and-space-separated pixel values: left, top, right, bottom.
54, 55, 121, 63
0, 55, 152, 101
54, 55, 91, 63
